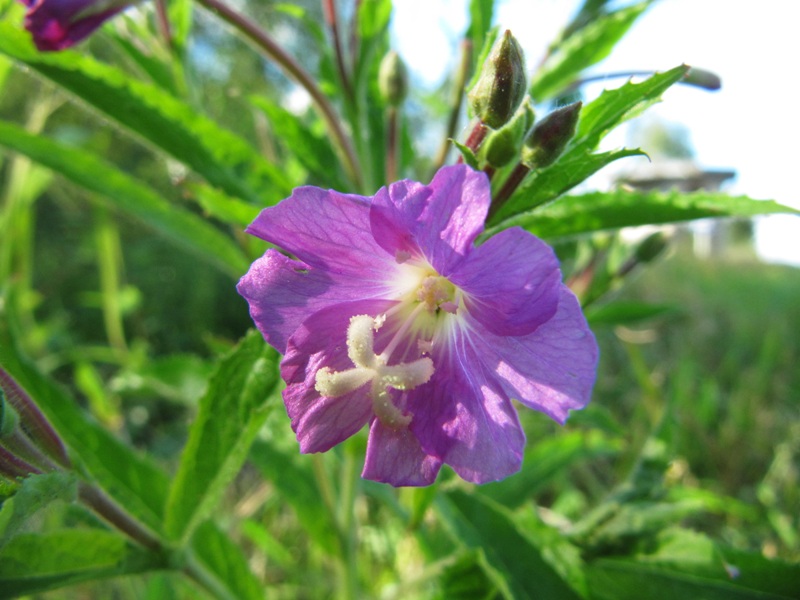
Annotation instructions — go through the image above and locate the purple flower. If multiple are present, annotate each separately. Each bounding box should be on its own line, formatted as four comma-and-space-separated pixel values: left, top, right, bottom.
19, 0, 137, 52
238, 165, 598, 486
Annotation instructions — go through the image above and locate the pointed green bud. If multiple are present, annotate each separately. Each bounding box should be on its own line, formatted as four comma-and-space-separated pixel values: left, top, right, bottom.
635, 232, 668, 263
522, 101, 582, 168
467, 30, 527, 129
481, 99, 535, 168
379, 50, 409, 107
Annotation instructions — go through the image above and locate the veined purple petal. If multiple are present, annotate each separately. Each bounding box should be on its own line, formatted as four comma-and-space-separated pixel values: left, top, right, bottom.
371, 165, 490, 275
246, 187, 395, 281
237, 249, 392, 351
369, 180, 431, 261
408, 339, 526, 484
362, 421, 442, 486
452, 226, 561, 336
282, 299, 397, 453
476, 286, 598, 424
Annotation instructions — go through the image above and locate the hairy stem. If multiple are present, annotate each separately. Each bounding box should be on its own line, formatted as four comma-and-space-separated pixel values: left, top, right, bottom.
434, 39, 473, 171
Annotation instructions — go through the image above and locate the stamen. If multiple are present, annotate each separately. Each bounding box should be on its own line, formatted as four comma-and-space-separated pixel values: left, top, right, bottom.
315, 366, 373, 397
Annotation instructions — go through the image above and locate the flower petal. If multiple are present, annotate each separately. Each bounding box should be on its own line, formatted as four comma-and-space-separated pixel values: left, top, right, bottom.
476, 286, 598, 424
408, 338, 525, 484
452, 226, 561, 336
24, 0, 132, 52
237, 249, 392, 351
362, 420, 442, 486
371, 165, 490, 275
282, 299, 397, 453
247, 187, 394, 280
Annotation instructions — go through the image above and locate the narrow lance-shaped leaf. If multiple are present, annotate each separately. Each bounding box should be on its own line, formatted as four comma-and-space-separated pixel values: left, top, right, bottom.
0, 120, 249, 278
531, 1, 651, 102
0, 21, 291, 205
505, 189, 799, 239
490, 66, 688, 225
0, 530, 165, 599
164, 330, 279, 543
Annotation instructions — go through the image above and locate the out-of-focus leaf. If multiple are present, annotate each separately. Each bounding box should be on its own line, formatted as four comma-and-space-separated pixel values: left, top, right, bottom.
0, 22, 291, 204
187, 182, 261, 230
0, 530, 165, 599
189, 520, 264, 600
467, 0, 495, 73
492, 66, 689, 224
587, 301, 681, 326
358, 0, 393, 40
531, 2, 651, 102
586, 528, 800, 600
437, 549, 511, 600
0, 472, 77, 545
482, 430, 622, 508
249, 439, 339, 554
438, 490, 584, 600
0, 120, 249, 277
167, 0, 193, 53
0, 327, 169, 534
250, 95, 348, 191
164, 331, 279, 543
510, 190, 799, 239
112, 354, 212, 406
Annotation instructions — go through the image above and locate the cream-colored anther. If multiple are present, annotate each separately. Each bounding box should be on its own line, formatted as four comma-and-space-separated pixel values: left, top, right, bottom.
313, 313, 435, 429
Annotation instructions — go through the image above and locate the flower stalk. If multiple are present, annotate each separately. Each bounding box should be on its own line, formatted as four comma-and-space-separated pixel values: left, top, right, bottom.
196, 0, 362, 189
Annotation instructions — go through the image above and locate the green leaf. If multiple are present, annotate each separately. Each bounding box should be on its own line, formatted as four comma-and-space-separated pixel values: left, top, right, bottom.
438, 490, 584, 600
492, 66, 689, 224
0, 472, 77, 546
531, 2, 651, 102
187, 182, 261, 230
0, 21, 290, 204
250, 95, 349, 191
587, 301, 681, 326
358, 0, 393, 40
249, 439, 340, 554
0, 120, 249, 277
0, 530, 165, 599
188, 520, 264, 600
481, 430, 622, 509
0, 326, 169, 534
164, 331, 279, 543
438, 549, 512, 600
467, 0, 496, 73
508, 190, 799, 239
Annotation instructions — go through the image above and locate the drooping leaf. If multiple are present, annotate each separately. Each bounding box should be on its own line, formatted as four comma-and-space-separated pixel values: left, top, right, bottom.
0, 120, 249, 277
189, 520, 264, 600
531, 2, 651, 102
164, 330, 279, 543
0, 326, 169, 534
438, 490, 584, 600
0, 21, 291, 204
509, 190, 799, 239
0, 530, 165, 599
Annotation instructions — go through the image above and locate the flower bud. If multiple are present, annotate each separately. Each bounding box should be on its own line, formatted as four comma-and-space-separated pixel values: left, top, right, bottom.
634, 232, 668, 263
379, 51, 409, 107
467, 30, 527, 130
481, 100, 535, 168
682, 67, 721, 91
522, 101, 582, 169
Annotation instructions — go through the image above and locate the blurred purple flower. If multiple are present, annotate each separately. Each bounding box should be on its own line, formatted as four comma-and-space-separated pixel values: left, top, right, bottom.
19, 0, 136, 51
238, 165, 598, 486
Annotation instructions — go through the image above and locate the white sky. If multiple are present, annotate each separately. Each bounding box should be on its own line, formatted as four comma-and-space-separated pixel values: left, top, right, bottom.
392, 0, 800, 265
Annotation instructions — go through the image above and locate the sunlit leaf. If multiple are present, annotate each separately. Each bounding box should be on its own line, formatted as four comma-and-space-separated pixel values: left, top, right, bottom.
164, 330, 279, 543
531, 2, 651, 102
0, 120, 249, 277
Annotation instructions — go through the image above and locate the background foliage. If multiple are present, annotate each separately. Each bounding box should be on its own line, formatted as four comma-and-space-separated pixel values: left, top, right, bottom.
0, 0, 797, 598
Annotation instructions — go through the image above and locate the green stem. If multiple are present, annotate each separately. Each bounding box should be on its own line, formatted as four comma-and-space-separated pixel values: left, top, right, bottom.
94, 206, 128, 357
78, 483, 163, 551
196, 0, 362, 189
337, 450, 360, 600
323, 0, 353, 101
385, 106, 399, 183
